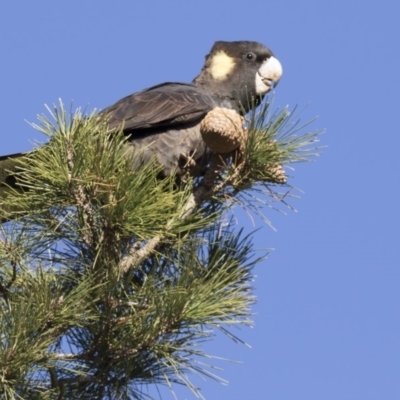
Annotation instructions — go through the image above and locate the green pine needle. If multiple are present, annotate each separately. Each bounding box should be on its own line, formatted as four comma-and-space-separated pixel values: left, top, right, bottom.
0, 98, 323, 399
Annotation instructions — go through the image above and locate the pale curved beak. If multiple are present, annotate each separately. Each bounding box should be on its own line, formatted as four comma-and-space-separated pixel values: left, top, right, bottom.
255, 56, 283, 95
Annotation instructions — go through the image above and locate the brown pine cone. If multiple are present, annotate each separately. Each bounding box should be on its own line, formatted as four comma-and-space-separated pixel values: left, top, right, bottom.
200, 107, 244, 153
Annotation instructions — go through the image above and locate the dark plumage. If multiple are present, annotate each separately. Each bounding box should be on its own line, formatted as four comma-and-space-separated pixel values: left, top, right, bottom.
0, 40, 283, 188
101, 40, 282, 176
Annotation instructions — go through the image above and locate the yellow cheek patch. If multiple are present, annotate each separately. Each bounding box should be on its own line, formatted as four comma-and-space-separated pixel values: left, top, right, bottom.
209, 51, 236, 80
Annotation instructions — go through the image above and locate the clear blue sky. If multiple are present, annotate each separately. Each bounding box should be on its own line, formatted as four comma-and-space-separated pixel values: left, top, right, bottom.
1, 1, 399, 399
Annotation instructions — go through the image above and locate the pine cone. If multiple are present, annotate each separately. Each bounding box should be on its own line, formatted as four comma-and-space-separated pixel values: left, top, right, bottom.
200, 107, 244, 153
266, 163, 287, 184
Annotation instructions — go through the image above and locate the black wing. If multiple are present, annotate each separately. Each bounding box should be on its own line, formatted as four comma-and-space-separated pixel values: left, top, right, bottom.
102, 83, 216, 133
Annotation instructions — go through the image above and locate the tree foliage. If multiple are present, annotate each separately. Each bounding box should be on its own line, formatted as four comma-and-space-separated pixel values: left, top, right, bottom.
0, 99, 322, 399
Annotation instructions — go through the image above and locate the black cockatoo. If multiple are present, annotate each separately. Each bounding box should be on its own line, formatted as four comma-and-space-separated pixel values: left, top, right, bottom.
0, 40, 282, 190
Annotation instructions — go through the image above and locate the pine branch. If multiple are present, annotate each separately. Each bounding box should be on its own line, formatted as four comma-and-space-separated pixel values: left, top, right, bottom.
0, 98, 323, 399
119, 153, 228, 273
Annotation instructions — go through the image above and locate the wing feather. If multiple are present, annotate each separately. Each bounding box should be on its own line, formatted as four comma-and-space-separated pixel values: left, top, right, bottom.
102, 83, 216, 133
